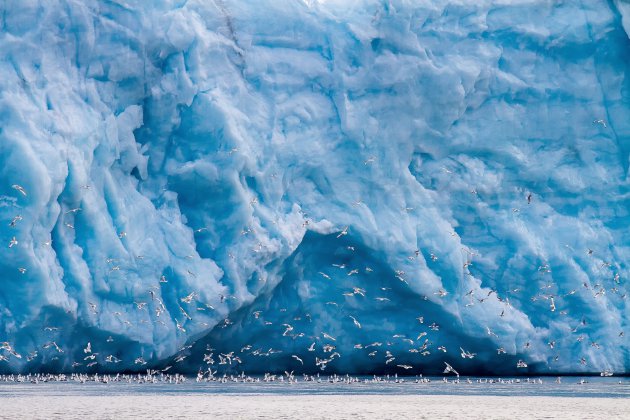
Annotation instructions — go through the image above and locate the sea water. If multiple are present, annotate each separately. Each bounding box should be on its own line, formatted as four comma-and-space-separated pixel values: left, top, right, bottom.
0, 376, 628, 398
0, 376, 628, 419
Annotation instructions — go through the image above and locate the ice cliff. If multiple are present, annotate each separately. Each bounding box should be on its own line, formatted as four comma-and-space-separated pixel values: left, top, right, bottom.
0, 0, 629, 375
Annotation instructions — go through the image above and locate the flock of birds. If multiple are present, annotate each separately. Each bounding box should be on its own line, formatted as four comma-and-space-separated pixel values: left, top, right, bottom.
1, 123, 627, 379
0, 371, 620, 386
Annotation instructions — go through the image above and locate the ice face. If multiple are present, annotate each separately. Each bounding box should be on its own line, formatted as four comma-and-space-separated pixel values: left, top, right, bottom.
0, 0, 628, 375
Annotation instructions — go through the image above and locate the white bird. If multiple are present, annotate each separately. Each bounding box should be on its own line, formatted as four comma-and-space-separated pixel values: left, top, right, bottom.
322, 332, 336, 341
318, 272, 331, 280
83, 342, 91, 354
292, 355, 304, 365
336, 226, 349, 238
435, 289, 448, 298
444, 362, 459, 377
9, 215, 22, 227
179, 305, 192, 320
282, 324, 294, 336
349, 315, 362, 329
460, 347, 476, 359
12, 184, 27, 196
134, 302, 147, 310
105, 355, 121, 363
203, 353, 215, 364
8, 237, 18, 248
181, 292, 197, 304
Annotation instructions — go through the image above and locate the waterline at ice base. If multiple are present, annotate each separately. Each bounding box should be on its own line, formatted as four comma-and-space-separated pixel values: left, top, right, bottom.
0, 0, 628, 376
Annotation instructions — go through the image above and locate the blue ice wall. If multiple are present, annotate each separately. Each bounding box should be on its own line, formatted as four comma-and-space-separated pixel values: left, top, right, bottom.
0, 0, 629, 374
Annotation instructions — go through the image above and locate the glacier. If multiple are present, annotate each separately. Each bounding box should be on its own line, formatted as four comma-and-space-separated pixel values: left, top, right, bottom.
0, 0, 629, 375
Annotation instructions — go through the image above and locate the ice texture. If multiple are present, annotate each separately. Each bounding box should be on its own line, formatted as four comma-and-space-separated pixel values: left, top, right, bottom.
0, 0, 629, 375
